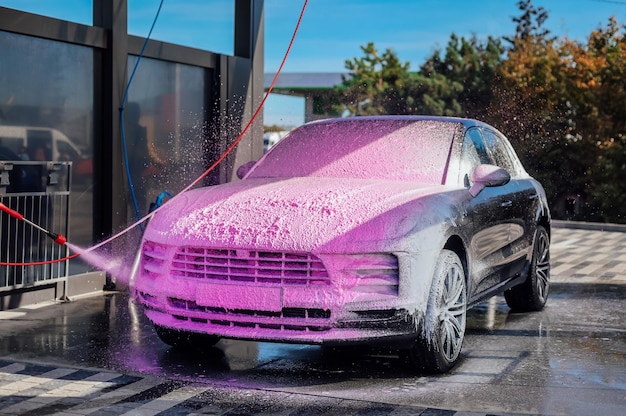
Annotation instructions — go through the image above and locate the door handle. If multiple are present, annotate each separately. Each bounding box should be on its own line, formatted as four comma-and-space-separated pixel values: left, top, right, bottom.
528, 193, 539, 200
501, 200, 513, 207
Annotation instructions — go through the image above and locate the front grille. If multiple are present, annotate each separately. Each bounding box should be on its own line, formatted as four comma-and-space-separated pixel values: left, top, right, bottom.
171, 247, 330, 285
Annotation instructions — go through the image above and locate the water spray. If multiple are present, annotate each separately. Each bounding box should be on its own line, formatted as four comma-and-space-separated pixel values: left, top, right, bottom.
0, 202, 67, 246
1, 0, 309, 269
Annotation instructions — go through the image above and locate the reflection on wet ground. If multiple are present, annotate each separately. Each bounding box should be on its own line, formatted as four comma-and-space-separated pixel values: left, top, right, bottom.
1, 283, 625, 415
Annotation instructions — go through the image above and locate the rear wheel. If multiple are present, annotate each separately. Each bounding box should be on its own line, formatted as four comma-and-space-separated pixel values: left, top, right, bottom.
504, 225, 550, 312
154, 325, 220, 349
408, 249, 467, 373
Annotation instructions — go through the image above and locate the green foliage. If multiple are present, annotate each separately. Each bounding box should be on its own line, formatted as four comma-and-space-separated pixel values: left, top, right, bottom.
341, 42, 411, 115
418, 34, 504, 118
504, 0, 551, 43
264, 124, 287, 133
339, 35, 504, 118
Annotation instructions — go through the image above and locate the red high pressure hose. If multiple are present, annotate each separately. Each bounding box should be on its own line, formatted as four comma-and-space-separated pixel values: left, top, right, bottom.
0, 202, 78, 266
0, 0, 309, 267
0, 202, 66, 245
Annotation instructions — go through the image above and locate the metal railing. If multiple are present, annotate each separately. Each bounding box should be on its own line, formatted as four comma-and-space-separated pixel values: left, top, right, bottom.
0, 161, 71, 291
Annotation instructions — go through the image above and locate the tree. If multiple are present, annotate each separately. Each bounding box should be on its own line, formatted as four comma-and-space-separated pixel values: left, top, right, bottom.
340, 35, 504, 118
264, 124, 287, 133
488, 0, 584, 218
504, 0, 550, 43
593, 136, 626, 222
336, 1, 626, 223
341, 42, 411, 116
417, 34, 504, 118
569, 17, 626, 222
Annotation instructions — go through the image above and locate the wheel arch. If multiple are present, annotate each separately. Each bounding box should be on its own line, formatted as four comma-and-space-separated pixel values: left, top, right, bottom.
539, 215, 551, 240
443, 235, 469, 282
534, 191, 551, 240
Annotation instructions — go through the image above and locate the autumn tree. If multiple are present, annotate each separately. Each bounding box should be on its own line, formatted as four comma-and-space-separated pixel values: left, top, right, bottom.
336, 0, 626, 222
567, 17, 626, 222
488, 0, 589, 218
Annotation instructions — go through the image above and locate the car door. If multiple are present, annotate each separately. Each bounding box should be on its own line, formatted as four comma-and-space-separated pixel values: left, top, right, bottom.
482, 128, 539, 271
461, 127, 531, 299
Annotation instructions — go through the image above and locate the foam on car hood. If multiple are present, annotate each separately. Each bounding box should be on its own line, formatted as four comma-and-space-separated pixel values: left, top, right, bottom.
145, 177, 448, 252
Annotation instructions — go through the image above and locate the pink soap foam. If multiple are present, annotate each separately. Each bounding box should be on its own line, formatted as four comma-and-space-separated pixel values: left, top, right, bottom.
146, 177, 448, 254
145, 118, 459, 254
77, 116, 456, 324
248, 118, 455, 183
124, 118, 466, 345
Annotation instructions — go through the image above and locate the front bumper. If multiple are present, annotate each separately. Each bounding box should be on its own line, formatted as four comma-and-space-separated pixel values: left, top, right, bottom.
138, 295, 420, 344
134, 242, 435, 344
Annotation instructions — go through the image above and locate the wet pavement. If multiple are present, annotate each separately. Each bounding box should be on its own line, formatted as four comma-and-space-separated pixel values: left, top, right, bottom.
1, 224, 625, 415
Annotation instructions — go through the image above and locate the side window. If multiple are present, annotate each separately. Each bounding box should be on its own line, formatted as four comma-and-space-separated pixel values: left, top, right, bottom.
459, 128, 488, 186
482, 129, 517, 175
494, 130, 526, 177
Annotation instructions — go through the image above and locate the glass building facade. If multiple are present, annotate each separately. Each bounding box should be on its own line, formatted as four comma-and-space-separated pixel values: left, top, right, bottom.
0, 0, 264, 306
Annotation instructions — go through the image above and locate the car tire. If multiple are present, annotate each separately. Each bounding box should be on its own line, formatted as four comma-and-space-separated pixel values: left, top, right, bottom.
154, 325, 220, 349
409, 249, 467, 373
504, 225, 550, 312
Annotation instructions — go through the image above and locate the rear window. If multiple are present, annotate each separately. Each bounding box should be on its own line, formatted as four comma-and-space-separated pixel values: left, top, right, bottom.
248, 118, 458, 183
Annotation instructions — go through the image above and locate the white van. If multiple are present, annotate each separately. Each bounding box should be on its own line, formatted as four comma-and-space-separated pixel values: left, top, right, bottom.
263, 130, 289, 152
0, 125, 83, 161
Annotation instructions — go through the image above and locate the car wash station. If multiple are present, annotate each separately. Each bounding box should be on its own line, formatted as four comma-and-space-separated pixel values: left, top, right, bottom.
0, 2, 625, 416
0, 0, 265, 308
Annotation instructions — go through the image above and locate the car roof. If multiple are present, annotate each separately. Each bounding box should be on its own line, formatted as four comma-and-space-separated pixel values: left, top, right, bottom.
309, 115, 488, 129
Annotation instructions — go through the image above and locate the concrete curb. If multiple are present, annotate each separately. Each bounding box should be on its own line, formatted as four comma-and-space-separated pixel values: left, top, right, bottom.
552, 219, 626, 233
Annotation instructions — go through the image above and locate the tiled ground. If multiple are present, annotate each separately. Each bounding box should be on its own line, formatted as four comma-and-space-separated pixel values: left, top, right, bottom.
1, 223, 624, 416
0, 360, 454, 416
551, 226, 626, 283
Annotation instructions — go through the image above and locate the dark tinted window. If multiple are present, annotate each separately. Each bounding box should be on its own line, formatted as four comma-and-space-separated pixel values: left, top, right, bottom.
0, 136, 22, 154
57, 140, 79, 161
27, 129, 53, 161
124, 56, 208, 215
0, 31, 94, 272
459, 128, 485, 186
482, 129, 518, 174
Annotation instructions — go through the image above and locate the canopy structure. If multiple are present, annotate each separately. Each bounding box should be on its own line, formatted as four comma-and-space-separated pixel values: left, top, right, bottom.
264, 72, 348, 122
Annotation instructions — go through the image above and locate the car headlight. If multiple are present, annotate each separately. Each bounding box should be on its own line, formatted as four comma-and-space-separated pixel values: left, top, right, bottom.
332, 253, 399, 296
141, 241, 171, 279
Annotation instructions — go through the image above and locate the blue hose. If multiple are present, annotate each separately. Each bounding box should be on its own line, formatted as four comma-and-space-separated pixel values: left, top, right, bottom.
120, 0, 165, 229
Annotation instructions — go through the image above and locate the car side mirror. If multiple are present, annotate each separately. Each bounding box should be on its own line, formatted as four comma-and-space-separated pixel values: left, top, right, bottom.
469, 164, 510, 197
236, 160, 256, 179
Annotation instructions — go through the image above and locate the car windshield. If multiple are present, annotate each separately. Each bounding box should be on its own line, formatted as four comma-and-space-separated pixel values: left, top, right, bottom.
248, 118, 458, 183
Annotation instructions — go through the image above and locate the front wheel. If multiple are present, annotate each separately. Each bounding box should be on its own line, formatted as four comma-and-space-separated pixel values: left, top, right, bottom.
408, 249, 467, 373
504, 225, 550, 312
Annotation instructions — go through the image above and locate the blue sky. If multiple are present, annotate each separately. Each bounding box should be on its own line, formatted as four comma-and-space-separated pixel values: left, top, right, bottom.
2, 0, 626, 126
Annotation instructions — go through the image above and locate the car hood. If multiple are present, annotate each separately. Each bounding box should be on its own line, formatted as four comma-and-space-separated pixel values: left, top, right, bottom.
145, 177, 457, 253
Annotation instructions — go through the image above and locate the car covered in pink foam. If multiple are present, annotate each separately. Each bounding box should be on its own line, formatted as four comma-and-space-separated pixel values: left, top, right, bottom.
134, 116, 550, 373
